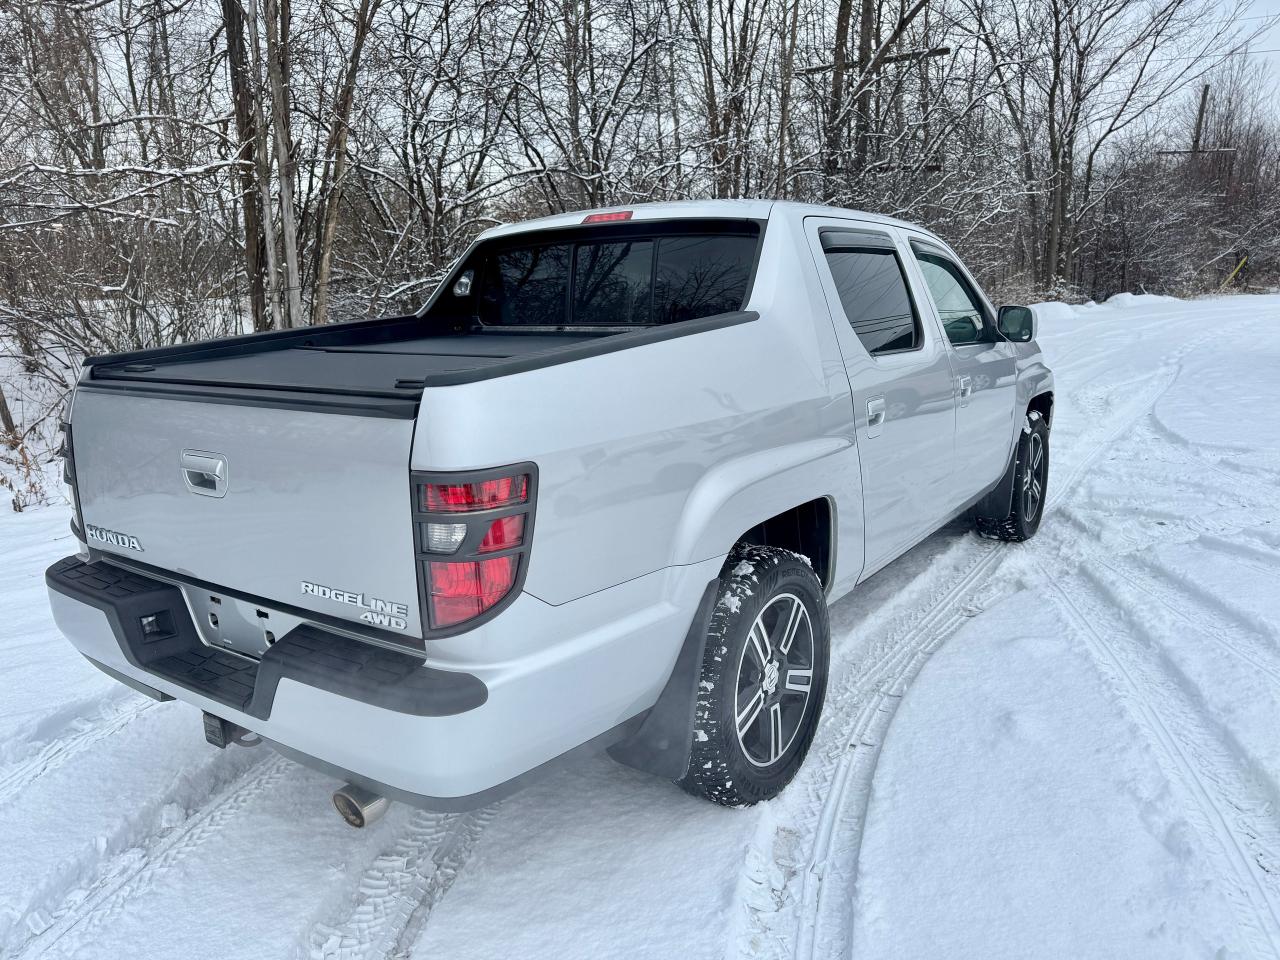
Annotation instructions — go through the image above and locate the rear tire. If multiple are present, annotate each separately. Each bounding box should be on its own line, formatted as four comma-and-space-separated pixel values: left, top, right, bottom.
977, 410, 1049, 542
679, 545, 830, 806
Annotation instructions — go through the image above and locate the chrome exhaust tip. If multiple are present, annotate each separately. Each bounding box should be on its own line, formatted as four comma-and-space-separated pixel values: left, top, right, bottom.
332, 783, 389, 828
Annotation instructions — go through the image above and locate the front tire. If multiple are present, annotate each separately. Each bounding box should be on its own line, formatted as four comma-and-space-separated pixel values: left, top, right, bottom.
679, 545, 830, 806
977, 410, 1049, 542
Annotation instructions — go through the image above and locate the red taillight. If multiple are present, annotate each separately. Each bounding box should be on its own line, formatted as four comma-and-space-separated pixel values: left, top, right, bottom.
413, 465, 536, 632
582, 211, 633, 223
478, 514, 524, 553
423, 475, 528, 512
428, 555, 518, 628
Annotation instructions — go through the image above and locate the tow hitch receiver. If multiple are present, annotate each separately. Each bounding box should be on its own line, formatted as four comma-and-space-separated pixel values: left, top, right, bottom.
203, 711, 250, 749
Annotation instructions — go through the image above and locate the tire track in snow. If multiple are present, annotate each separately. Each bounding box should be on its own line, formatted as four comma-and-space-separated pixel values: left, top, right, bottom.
1140, 414, 1280, 504
1047, 364, 1183, 505
0, 694, 156, 806
1236, 527, 1280, 554
11, 754, 286, 960
1036, 412, 1280, 577
0, 687, 138, 765
734, 348, 1199, 960
1199, 534, 1280, 578
1099, 555, 1280, 690
1046, 569, 1280, 959
304, 805, 495, 960
787, 553, 995, 960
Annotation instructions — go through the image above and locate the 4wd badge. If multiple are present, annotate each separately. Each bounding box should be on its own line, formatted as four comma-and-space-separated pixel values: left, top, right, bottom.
300, 580, 410, 630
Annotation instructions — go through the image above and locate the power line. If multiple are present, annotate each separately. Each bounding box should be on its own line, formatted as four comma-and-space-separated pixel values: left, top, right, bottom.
985, 45, 1280, 65
1143, 45, 1280, 62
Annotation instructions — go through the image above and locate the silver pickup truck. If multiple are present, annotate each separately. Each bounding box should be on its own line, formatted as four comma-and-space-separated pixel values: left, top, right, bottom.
47, 200, 1053, 822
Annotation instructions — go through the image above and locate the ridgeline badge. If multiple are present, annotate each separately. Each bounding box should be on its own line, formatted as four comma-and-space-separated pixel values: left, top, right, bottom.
301, 580, 410, 630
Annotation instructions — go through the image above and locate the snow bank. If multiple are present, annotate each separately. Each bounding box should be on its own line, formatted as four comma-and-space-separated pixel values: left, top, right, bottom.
1100, 291, 1182, 309
1027, 300, 1080, 324
1030, 292, 1188, 326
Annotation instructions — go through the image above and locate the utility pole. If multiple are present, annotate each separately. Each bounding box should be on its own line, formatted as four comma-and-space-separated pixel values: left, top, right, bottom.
1190, 83, 1210, 154
1155, 86, 1220, 160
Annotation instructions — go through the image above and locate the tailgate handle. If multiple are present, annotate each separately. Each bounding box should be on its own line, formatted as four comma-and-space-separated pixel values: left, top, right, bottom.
181, 450, 229, 498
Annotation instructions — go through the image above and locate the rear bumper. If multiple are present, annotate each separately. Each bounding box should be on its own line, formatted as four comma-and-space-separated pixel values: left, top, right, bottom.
47, 553, 721, 803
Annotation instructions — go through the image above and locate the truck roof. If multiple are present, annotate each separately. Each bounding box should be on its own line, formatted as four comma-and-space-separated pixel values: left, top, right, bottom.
478, 199, 924, 241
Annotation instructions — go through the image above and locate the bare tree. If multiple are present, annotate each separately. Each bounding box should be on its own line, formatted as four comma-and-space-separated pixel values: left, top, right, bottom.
974, 0, 1259, 287
222, 0, 271, 332
309, 0, 383, 325
2, 0, 1278, 438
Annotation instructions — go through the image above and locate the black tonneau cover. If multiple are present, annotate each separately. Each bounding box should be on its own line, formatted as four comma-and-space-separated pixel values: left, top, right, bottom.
91, 333, 601, 397
82, 311, 757, 417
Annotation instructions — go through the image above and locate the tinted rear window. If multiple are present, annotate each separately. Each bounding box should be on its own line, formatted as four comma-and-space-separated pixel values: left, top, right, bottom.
653, 236, 756, 324
480, 245, 572, 327
824, 248, 920, 354
573, 240, 653, 325
476, 228, 757, 327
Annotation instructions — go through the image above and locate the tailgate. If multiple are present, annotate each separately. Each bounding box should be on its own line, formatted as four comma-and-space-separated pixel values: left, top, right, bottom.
70, 388, 424, 643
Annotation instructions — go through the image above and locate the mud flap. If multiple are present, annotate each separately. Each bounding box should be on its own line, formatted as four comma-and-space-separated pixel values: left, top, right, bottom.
974, 433, 1021, 522
607, 579, 720, 781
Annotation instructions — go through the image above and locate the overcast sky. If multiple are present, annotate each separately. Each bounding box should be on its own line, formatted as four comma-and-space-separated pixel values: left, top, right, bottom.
1241, 0, 1280, 89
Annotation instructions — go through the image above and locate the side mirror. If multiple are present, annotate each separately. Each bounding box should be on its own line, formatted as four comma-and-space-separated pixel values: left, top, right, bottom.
998, 305, 1035, 343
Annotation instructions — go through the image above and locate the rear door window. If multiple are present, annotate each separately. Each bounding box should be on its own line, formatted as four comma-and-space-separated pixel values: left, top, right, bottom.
821, 233, 921, 355
474, 225, 758, 327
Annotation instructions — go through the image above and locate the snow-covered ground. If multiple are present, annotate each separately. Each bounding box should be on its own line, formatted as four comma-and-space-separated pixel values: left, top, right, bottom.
3, 293, 1280, 959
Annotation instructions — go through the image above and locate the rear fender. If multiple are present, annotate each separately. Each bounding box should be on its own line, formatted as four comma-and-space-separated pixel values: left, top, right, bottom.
669, 436, 858, 573
619, 437, 860, 780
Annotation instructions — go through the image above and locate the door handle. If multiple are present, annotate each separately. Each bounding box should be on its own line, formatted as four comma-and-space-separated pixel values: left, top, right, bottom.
181, 449, 229, 498
958, 375, 972, 407
866, 397, 886, 438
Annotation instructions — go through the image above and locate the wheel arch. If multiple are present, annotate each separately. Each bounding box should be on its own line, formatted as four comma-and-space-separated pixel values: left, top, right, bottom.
668, 436, 856, 586
731, 496, 835, 591
1027, 390, 1054, 429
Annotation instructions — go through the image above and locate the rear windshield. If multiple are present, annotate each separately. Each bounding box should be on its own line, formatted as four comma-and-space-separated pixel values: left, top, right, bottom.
471, 224, 759, 327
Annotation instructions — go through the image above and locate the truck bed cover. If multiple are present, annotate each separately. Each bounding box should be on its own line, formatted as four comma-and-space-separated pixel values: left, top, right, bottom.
90, 333, 603, 397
